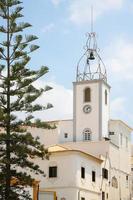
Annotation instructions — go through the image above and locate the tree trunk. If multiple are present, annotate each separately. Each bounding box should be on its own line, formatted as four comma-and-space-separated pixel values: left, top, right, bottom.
5, 4, 11, 200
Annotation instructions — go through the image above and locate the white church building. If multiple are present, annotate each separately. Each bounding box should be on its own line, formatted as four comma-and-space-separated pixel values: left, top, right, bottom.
29, 31, 133, 200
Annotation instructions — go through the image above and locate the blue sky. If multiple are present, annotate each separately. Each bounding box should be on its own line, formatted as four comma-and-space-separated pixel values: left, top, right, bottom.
22, 0, 133, 129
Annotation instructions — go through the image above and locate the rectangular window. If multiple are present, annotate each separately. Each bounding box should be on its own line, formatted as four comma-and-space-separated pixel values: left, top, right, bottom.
81, 167, 85, 179
106, 193, 108, 199
81, 198, 85, 200
102, 168, 108, 179
120, 133, 123, 146
105, 90, 107, 105
92, 171, 96, 182
49, 166, 57, 178
102, 192, 105, 200
84, 132, 91, 141
109, 132, 115, 136
126, 175, 128, 188
64, 133, 68, 138
84, 88, 91, 102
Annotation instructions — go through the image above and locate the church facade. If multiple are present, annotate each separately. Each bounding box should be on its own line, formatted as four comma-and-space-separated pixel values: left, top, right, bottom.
28, 31, 132, 200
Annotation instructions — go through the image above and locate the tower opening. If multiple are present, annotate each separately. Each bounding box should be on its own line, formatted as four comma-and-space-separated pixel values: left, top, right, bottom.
84, 87, 91, 102
105, 90, 108, 105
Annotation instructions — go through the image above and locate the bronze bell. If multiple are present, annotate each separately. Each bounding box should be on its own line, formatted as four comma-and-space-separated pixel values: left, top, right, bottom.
89, 51, 95, 60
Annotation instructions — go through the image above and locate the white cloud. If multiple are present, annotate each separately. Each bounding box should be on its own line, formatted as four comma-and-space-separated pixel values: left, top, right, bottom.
110, 97, 133, 127
69, 0, 124, 25
42, 23, 55, 33
105, 38, 133, 80
110, 97, 126, 118
33, 80, 73, 121
51, 0, 62, 6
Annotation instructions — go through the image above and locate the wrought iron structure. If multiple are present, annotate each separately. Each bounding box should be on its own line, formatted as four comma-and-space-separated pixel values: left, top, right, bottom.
76, 30, 107, 82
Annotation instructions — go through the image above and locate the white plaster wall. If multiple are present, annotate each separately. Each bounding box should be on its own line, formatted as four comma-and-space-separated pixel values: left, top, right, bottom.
63, 141, 110, 158
100, 155, 125, 200
109, 143, 131, 174
55, 141, 131, 200
109, 121, 119, 146
26, 126, 59, 146
118, 122, 131, 151
109, 144, 131, 200
131, 145, 133, 156
33, 151, 101, 200
120, 172, 130, 200
99, 145, 131, 200
40, 187, 100, 200
66, 140, 131, 200
78, 189, 100, 200
54, 188, 77, 200
130, 156, 133, 199
109, 144, 120, 169
101, 82, 110, 138
108, 121, 131, 173
109, 120, 131, 150
109, 173, 119, 200
39, 191, 55, 199
75, 154, 101, 193
25, 120, 73, 147
73, 81, 100, 142
100, 159, 110, 200
119, 148, 131, 173
33, 152, 77, 188
58, 120, 73, 143
109, 170, 130, 200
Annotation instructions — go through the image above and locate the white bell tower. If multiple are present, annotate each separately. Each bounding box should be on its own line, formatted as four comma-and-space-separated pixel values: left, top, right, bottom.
73, 29, 110, 142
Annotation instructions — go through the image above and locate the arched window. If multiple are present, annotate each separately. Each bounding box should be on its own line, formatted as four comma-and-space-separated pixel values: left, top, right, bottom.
105, 90, 107, 105
83, 129, 92, 141
84, 88, 91, 102
112, 176, 118, 188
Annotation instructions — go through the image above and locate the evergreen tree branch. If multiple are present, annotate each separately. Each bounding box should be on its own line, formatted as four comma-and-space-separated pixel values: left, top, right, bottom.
0, 1, 52, 199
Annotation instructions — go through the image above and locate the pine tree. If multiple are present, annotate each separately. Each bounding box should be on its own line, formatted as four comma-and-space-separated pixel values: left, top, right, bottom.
0, 0, 52, 199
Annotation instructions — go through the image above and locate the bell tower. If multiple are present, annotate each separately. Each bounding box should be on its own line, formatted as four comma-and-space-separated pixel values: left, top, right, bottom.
73, 24, 110, 142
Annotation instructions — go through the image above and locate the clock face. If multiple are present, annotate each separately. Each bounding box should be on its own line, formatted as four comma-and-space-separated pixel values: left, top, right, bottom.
83, 105, 92, 113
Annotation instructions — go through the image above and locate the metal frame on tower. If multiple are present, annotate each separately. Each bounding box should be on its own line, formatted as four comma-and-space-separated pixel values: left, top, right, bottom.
76, 7, 107, 82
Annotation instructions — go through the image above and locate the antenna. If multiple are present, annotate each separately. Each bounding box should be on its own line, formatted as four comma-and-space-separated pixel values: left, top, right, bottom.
91, 5, 93, 33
